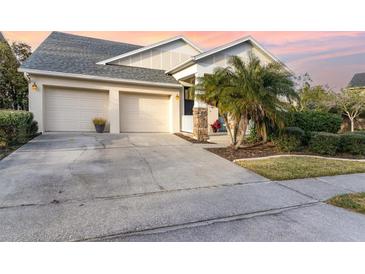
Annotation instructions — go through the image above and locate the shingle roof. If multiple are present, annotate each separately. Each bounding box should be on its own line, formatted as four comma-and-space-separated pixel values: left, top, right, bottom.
20, 32, 179, 85
0, 32, 6, 43
349, 72, 365, 88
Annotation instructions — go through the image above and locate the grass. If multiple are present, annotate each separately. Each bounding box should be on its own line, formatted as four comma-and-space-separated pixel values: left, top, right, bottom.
328, 193, 365, 215
236, 156, 365, 180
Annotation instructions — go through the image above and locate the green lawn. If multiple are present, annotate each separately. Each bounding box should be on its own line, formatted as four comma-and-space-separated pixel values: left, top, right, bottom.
236, 156, 365, 180
328, 193, 365, 215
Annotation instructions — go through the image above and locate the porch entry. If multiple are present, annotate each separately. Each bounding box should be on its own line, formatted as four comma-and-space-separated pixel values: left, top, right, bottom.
181, 86, 226, 134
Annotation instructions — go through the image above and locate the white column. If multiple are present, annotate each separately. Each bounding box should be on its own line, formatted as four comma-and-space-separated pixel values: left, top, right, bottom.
28, 81, 44, 133
108, 89, 120, 133
193, 74, 207, 108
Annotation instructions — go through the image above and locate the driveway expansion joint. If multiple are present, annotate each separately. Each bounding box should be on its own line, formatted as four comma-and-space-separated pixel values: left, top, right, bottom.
0, 179, 270, 210
78, 201, 322, 242
274, 181, 320, 201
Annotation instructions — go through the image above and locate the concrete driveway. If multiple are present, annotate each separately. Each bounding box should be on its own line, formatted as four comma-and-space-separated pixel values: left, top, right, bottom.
0, 133, 266, 208
1, 133, 365, 241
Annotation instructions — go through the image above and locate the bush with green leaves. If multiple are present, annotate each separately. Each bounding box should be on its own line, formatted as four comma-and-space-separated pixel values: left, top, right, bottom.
308, 132, 341, 155
339, 133, 365, 155
0, 110, 38, 147
273, 127, 305, 152
286, 111, 342, 134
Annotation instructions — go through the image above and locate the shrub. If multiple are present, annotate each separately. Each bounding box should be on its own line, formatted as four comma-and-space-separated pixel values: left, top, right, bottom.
286, 111, 342, 134
308, 132, 341, 155
273, 127, 304, 152
246, 125, 260, 144
92, 117, 106, 126
0, 110, 38, 147
339, 133, 365, 155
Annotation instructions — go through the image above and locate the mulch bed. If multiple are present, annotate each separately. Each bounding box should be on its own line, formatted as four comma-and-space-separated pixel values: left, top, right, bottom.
206, 142, 365, 162
0, 145, 20, 160
206, 142, 282, 161
174, 133, 213, 144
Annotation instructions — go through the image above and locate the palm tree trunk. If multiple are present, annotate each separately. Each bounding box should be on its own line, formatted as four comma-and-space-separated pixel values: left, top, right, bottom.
261, 124, 268, 143
222, 114, 235, 145
226, 113, 240, 146
234, 114, 249, 150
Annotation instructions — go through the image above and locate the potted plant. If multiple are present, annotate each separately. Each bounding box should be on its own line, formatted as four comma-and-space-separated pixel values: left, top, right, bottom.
92, 117, 107, 133
210, 119, 221, 133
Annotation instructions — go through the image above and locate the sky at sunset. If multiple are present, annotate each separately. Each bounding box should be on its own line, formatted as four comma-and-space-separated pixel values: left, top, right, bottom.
3, 31, 365, 90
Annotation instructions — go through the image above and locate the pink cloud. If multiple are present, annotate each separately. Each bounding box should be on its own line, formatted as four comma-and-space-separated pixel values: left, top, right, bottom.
2, 31, 365, 90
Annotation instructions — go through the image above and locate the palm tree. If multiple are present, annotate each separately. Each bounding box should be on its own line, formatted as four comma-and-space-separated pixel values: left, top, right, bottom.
197, 54, 298, 149
196, 67, 240, 145
227, 55, 298, 147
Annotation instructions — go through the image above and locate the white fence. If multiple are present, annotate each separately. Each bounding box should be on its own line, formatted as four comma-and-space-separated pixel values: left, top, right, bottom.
181, 115, 193, 133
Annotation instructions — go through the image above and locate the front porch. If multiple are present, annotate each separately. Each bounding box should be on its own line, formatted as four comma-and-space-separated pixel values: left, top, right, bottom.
178, 75, 225, 140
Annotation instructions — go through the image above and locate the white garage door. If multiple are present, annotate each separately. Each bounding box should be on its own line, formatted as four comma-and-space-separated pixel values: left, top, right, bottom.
44, 87, 109, 131
120, 92, 170, 132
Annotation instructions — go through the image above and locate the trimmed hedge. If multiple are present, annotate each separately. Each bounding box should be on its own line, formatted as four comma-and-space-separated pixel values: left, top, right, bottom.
308, 132, 341, 155
339, 133, 365, 155
273, 127, 304, 152
286, 111, 342, 134
0, 110, 38, 147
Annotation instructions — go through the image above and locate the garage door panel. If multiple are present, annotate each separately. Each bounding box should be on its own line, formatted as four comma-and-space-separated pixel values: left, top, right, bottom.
120, 93, 170, 132
45, 87, 108, 132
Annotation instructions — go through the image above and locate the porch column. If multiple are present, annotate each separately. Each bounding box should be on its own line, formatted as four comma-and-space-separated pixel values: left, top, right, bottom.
108, 88, 120, 133
193, 75, 208, 141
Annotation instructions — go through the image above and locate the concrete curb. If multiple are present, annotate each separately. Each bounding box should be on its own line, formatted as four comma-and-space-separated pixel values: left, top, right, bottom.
233, 154, 365, 162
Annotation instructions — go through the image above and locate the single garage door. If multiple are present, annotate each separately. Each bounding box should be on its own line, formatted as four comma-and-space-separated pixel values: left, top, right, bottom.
120, 92, 170, 132
44, 87, 109, 131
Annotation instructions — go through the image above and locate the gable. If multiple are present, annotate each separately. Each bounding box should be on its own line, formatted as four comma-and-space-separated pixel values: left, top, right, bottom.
197, 41, 272, 73
109, 39, 201, 71
349, 73, 365, 87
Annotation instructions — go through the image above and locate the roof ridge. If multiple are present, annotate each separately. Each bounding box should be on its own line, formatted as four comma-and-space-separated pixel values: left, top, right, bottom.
50, 31, 142, 48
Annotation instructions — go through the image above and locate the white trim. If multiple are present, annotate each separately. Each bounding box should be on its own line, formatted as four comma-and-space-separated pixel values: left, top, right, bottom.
165, 58, 195, 75
18, 68, 182, 88
96, 36, 203, 65
166, 36, 293, 75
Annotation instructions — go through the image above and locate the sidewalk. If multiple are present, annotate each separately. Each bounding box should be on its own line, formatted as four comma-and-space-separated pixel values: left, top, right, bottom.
99, 173, 365, 242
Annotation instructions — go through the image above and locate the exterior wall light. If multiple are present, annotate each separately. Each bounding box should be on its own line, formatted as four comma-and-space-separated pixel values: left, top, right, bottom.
31, 82, 38, 91
175, 94, 180, 100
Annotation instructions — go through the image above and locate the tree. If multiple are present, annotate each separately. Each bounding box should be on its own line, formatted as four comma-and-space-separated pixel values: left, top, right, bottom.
197, 54, 297, 149
0, 41, 31, 110
196, 67, 239, 145
295, 74, 335, 112
336, 88, 365, 132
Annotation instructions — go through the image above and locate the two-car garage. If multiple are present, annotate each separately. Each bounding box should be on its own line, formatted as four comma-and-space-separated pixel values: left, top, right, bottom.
43, 86, 172, 133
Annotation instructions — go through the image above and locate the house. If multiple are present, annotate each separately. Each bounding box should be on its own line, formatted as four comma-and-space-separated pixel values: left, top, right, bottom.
348, 72, 365, 90
0, 32, 6, 43
19, 32, 285, 140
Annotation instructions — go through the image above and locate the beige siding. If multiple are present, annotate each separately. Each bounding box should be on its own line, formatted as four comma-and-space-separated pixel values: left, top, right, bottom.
111, 40, 200, 70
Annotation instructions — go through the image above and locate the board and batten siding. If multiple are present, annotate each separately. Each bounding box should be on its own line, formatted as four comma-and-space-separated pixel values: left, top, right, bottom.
197, 42, 272, 74
110, 40, 200, 71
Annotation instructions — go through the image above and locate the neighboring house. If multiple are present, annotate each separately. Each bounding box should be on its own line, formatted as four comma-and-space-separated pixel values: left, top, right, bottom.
0, 32, 6, 43
19, 32, 286, 139
348, 72, 365, 90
